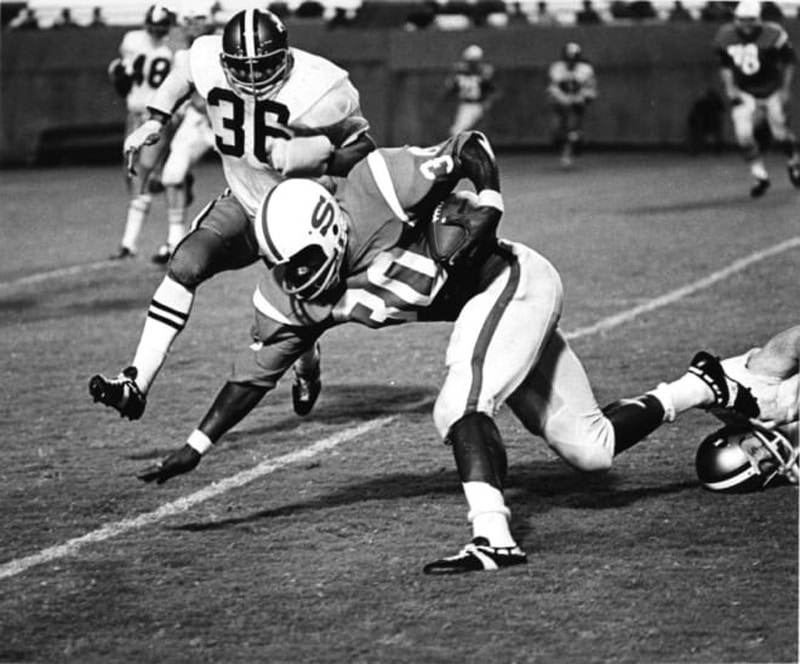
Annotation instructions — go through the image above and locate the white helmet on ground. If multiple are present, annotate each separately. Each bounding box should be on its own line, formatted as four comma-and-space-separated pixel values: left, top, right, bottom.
255, 179, 348, 301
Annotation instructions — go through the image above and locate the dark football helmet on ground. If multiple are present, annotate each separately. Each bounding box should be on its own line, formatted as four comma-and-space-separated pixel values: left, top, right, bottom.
695, 423, 798, 492
220, 8, 291, 99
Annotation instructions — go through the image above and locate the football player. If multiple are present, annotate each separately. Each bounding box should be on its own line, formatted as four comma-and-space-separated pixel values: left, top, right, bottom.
133, 130, 694, 575
642, 326, 799, 491
90, 9, 375, 420
547, 41, 598, 168
714, 0, 800, 197
444, 45, 499, 137
151, 7, 217, 265
108, 4, 179, 260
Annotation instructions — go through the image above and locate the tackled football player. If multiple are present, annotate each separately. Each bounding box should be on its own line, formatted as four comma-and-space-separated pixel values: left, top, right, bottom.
90, 8, 375, 420
135, 130, 706, 574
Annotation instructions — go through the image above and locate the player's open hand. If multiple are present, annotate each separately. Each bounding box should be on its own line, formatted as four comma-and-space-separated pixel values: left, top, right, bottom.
137, 444, 201, 485
123, 119, 164, 176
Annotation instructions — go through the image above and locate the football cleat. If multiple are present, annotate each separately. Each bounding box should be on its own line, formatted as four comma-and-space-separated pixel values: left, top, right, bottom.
111, 246, 136, 260
787, 162, 800, 188
89, 366, 147, 420
750, 178, 770, 198
291, 370, 321, 416
151, 244, 172, 265
422, 537, 527, 575
688, 351, 759, 419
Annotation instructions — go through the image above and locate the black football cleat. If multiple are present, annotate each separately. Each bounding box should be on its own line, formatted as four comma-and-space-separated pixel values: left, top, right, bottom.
291, 371, 321, 416
787, 162, 800, 188
423, 537, 527, 575
111, 246, 136, 260
151, 244, 171, 265
89, 366, 147, 420
750, 178, 770, 198
688, 351, 759, 419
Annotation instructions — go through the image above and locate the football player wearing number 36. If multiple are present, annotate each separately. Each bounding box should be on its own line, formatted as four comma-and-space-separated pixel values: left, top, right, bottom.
90, 8, 376, 422
135, 130, 690, 575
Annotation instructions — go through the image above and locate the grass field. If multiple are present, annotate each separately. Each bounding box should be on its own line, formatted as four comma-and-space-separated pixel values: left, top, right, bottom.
0, 150, 798, 663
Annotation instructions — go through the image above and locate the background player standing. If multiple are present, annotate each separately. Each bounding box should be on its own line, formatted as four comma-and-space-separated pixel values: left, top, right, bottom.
714, 0, 800, 197
90, 8, 374, 421
151, 6, 217, 264
107, 4, 179, 260
444, 44, 498, 137
547, 42, 598, 168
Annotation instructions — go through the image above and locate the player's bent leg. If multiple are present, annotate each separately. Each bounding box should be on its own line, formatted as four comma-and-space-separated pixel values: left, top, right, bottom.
507, 330, 615, 472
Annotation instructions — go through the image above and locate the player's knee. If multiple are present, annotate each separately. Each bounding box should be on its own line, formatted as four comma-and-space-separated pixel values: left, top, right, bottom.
160, 162, 187, 187
433, 391, 473, 438
550, 413, 614, 473
167, 234, 217, 289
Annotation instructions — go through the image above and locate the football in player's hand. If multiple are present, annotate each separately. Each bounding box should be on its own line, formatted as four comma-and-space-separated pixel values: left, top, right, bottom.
427, 190, 479, 265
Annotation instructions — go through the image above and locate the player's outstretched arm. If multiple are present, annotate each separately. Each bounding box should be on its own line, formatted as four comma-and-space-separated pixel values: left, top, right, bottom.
137, 382, 269, 484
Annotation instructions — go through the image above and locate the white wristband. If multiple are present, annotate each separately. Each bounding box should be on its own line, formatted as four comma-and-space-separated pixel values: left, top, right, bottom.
477, 189, 504, 212
187, 430, 213, 455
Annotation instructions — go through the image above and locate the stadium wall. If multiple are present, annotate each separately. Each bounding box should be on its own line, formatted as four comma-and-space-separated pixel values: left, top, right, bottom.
2, 22, 799, 165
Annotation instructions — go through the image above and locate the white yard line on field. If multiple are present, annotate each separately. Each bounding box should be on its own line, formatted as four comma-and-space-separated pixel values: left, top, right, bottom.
0, 259, 118, 291
1, 235, 799, 581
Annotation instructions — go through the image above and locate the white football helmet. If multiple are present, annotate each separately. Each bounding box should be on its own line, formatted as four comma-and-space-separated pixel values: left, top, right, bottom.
255, 179, 348, 301
695, 423, 799, 492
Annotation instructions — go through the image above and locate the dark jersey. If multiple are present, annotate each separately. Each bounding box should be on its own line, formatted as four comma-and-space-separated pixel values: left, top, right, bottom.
714, 22, 795, 97
448, 62, 496, 103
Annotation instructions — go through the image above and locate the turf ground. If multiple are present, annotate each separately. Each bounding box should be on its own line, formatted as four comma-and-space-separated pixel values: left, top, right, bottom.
0, 151, 798, 663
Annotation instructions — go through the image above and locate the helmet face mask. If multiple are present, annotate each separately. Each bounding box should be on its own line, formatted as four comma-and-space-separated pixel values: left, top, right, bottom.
256, 180, 348, 302
696, 425, 799, 493
221, 9, 290, 99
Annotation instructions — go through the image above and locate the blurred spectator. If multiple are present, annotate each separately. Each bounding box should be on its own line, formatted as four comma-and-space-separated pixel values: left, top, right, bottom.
761, 2, 783, 22
668, 1, 694, 22
328, 7, 353, 28
10, 7, 39, 30
701, 2, 734, 22
52, 7, 80, 29
268, 2, 292, 20
405, 2, 437, 30
507, 2, 529, 25
88, 6, 107, 28
575, 0, 602, 25
295, 1, 325, 19
686, 87, 725, 154
209, 2, 223, 25
533, 1, 559, 25
628, 1, 657, 19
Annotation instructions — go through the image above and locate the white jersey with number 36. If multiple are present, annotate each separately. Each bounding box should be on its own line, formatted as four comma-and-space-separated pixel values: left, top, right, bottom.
185, 35, 369, 217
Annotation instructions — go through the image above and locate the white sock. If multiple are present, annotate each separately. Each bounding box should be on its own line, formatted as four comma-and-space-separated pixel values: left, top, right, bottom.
131, 276, 194, 393
463, 481, 516, 548
750, 160, 768, 181
650, 373, 714, 420
166, 207, 187, 250
120, 193, 152, 251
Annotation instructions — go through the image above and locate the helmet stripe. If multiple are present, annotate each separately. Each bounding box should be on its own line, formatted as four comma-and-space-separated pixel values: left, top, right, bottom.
255, 187, 284, 265
243, 9, 257, 57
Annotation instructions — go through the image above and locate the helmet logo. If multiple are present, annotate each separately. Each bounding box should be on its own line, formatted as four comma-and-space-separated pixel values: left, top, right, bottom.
312, 196, 337, 235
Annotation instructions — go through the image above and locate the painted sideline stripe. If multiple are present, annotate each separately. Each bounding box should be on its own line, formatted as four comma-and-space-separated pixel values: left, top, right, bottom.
0, 417, 394, 581
1, 236, 798, 580
565, 236, 800, 340
0, 260, 118, 291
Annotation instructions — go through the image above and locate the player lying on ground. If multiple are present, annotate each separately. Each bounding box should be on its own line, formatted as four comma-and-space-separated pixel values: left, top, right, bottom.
642, 325, 799, 491
90, 8, 375, 421
133, 130, 771, 575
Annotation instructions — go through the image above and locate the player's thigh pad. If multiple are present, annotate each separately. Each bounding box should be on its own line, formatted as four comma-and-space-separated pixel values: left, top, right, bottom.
507, 329, 614, 472
433, 242, 563, 437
